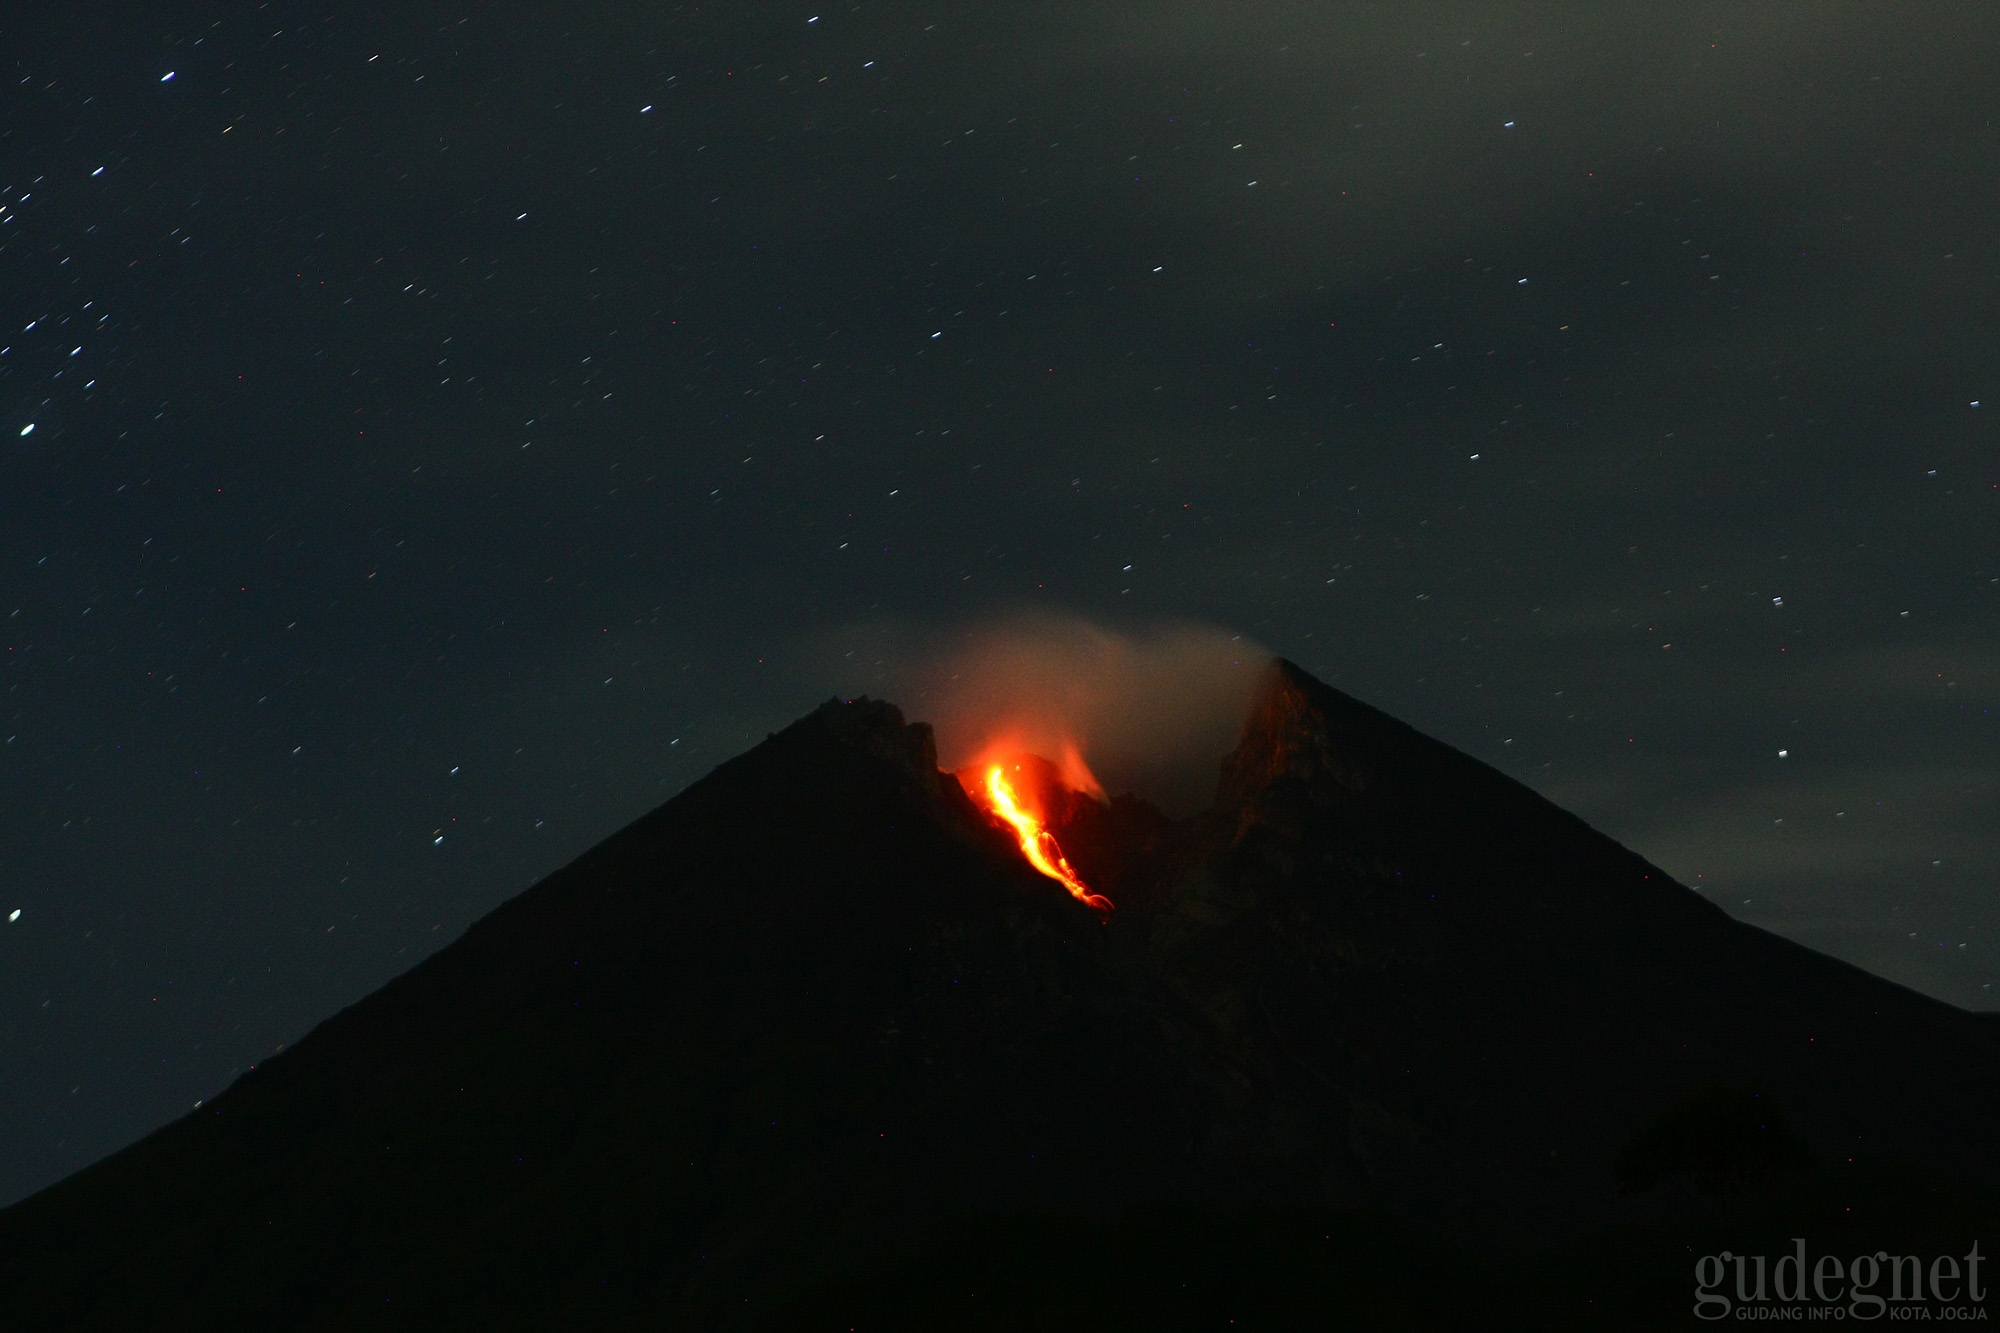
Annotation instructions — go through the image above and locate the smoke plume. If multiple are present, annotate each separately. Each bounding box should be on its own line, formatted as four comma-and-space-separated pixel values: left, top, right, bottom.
911, 615, 1271, 816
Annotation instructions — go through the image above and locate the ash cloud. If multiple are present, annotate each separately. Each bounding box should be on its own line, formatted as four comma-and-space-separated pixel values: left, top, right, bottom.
903, 615, 1272, 816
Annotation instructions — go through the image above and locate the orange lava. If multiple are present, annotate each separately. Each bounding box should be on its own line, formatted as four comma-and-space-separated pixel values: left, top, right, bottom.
979, 764, 1114, 916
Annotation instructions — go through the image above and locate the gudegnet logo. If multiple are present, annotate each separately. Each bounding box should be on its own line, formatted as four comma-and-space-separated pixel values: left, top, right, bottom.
1694, 1239, 1987, 1321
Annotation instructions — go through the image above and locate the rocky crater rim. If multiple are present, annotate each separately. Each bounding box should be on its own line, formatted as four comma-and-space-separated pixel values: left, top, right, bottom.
809, 656, 1348, 823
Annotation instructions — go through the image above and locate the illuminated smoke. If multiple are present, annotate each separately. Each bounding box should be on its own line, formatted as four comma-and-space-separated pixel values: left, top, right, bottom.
917, 614, 1270, 815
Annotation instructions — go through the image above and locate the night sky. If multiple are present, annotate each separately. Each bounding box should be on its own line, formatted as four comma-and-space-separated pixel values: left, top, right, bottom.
3, 2, 1996, 1208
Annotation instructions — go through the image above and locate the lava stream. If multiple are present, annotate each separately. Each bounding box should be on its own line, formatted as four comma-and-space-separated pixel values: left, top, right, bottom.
981, 765, 1113, 916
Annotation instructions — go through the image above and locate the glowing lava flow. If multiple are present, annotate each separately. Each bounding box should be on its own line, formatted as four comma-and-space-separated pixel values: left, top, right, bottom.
981, 765, 1114, 915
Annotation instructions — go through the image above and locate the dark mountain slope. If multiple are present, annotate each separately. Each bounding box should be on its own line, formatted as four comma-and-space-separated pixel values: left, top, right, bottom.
1055, 662, 2000, 1237
0, 699, 1274, 1328
1, 662, 1993, 1329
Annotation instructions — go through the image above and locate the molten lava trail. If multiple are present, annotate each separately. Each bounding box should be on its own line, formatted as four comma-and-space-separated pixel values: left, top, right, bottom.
981, 766, 1113, 915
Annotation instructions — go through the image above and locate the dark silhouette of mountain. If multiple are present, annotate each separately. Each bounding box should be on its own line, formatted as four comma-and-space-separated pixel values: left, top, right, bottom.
3, 660, 1995, 1329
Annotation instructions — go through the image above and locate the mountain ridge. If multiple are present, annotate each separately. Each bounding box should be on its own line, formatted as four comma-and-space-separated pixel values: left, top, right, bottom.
2, 659, 1993, 1328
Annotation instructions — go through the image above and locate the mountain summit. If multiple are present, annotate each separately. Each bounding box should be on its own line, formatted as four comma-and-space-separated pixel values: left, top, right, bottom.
4, 660, 1994, 1328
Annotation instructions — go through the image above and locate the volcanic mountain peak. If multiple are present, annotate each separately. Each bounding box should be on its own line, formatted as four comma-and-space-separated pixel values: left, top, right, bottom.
811, 694, 941, 786
3, 660, 1995, 1328
1214, 658, 1577, 828
1215, 658, 1374, 809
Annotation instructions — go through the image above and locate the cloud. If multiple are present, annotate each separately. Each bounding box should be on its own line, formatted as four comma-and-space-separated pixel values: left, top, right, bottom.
1626, 762, 1997, 886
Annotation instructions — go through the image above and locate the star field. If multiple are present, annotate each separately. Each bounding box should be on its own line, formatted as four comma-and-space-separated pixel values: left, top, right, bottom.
2, 2, 1996, 1206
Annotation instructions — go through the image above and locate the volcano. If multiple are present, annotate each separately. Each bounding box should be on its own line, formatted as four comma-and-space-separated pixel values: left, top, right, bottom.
4, 661, 1996, 1328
